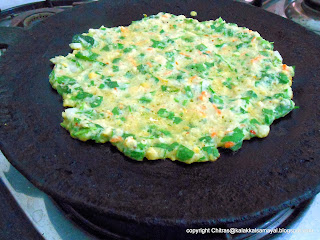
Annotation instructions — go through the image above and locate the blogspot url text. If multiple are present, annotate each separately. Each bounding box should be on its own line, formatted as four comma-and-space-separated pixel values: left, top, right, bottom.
186, 227, 316, 235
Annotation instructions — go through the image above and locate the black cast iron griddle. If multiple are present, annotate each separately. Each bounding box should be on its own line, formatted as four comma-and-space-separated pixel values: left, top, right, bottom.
0, 0, 320, 238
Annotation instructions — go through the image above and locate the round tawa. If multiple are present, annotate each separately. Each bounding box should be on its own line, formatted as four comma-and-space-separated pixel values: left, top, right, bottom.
0, 0, 320, 237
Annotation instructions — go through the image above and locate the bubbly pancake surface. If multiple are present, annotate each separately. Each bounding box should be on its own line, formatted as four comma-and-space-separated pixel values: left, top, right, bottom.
50, 13, 295, 163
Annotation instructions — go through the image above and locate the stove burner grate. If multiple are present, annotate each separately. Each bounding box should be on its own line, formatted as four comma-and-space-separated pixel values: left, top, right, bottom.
23, 12, 56, 28
0, 0, 97, 28
285, 0, 320, 34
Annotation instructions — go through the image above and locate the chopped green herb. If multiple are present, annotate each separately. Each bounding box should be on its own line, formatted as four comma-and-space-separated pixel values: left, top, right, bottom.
74, 118, 81, 124
207, 86, 215, 94
137, 64, 147, 74
209, 95, 224, 105
259, 51, 269, 57
215, 43, 225, 48
75, 91, 93, 100
173, 117, 182, 124
72, 34, 95, 48
154, 143, 170, 149
262, 108, 274, 124
279, 72, 289, 84
184, 86, 193, 98
168, 142, 179, 151
204, 62, 215, 68
124, 149, 144, 161
75, 52, 99, 61
124, 71, 134, 78
221, 127, 244, 146
196, 44, 207, 51
112, 107, 121, 115
159, 129, 172, 136
245, 90, 258, 98
101, 45, 110, 51
122, 133, 135, 139
176, 145, 194, 161
90, 96, 103, 108
123, 47, 133, 53
112, 65, 119, 72
202, 146, 219, 157
105, 81, 119, 88
199, 136, 212, 143
250, 119, 260, 125
157, 108, 168, 117
56, 76, 76, 85
112, 58, 121, 64
223, 77, 234, 89
182, 37, 194, 42
187, 63, 206, 72
139, 96, 152, 103
274, 100, 294, 119
151, 39, 166, 49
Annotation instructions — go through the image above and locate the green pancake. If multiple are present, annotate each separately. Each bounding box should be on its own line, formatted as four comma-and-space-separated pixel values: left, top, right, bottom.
49, 12, 295, 163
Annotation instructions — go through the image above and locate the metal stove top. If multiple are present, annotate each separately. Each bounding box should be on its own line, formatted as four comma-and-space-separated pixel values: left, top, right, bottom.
0, 0, 320, 239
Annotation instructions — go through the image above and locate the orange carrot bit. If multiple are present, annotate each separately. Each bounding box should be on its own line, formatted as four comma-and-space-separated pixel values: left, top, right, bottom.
175, 61, 179, 65
120, 27, 127, 33
199, 91, 208, 101
199, 111, 206, 117
128, 57, 137, 67
210, 132, 217, 137
282, 64, 288, 70
251, 56, 262, 63
201, 91, 208, 97
250, 130, 256, 135
251, 36, 256, 42
225, 142, 235, 148
179, 52, 191, 58
146, 62, 152, 67
201, 105, 207, 110
157, 76, 167, 83
205, 51, 212, 54
190, 75, 197, 81
110, 136, 123, 143
212, 104, 222, 114
163, 71, 173, 76
147, 48, 153, 51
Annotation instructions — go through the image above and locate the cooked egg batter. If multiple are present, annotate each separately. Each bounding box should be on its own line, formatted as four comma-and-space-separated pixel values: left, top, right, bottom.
49, 12, 295, 163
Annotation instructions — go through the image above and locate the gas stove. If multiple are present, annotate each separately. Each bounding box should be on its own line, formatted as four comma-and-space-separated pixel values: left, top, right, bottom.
0, 1, 320, 239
